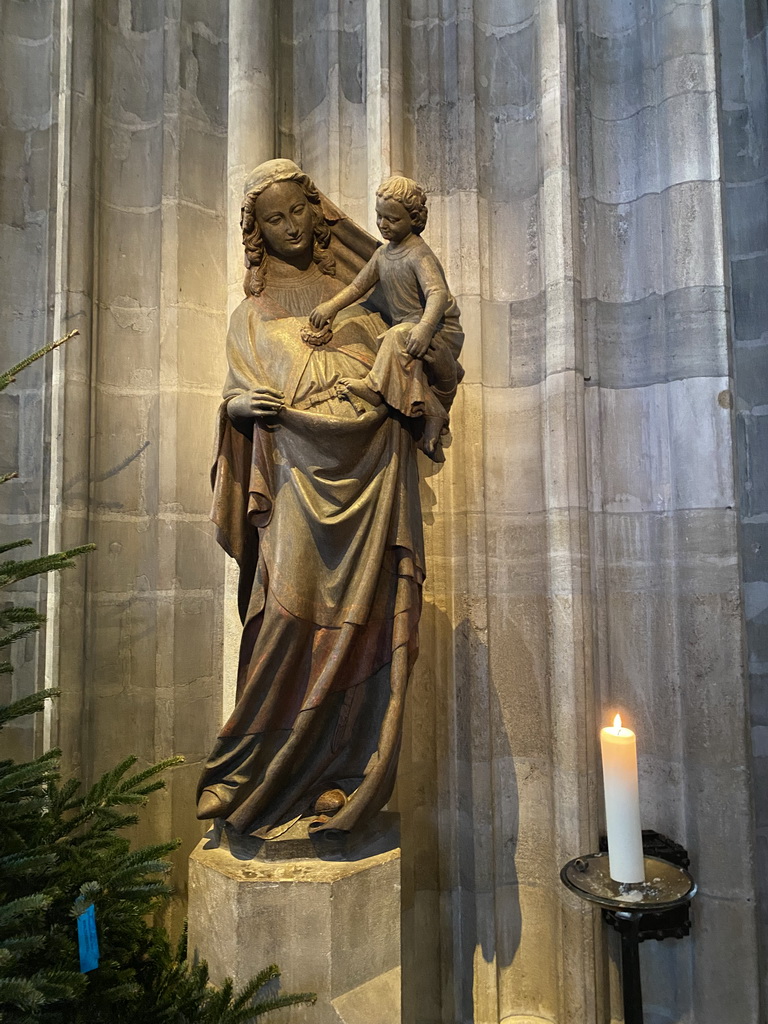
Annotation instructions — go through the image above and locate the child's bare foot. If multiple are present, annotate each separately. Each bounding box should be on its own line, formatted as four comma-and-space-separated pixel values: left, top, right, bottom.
338, 376, 383, 407
421, 416, 446, 462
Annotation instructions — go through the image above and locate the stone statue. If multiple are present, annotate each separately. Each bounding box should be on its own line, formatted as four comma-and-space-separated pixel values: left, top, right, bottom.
309, 176, 463, 463
196, 160, 463, 838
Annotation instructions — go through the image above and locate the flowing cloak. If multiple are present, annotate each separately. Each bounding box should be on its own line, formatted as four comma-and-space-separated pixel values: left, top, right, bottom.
197, 270, 427, 837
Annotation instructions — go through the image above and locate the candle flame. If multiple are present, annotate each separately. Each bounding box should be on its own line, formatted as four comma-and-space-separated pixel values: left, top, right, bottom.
613, 714, 622, 731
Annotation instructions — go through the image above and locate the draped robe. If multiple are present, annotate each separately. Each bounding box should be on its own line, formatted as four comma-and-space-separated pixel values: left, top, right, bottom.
197, 264, 426, 836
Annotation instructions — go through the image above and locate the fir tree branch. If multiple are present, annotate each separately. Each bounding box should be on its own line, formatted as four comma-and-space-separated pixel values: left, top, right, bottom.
32, 968, 85, 1001
0, 851, 57, 877
251, 990, 318, 1016
234, 964, 279, 1004
0, 621, 46, 650
1, 607, 44, 625
0, 538, 31, 556
0, 689, 61, 728
0, 545, 95, 589
0, 893, 52, 927
102, 844, 178, 885
0, 330, 79, 392
0, 934, 45, 957
0, 749, 60, 794
0, 975, 46, 1011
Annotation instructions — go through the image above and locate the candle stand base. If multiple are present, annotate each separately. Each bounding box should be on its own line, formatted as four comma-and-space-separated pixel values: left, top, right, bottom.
560, 851, 696, 1024
599, 830, 692, 942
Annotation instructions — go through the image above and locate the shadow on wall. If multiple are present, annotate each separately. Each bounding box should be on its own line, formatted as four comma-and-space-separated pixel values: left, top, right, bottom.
398, 598, 522, 1024
63, 439, 152, 508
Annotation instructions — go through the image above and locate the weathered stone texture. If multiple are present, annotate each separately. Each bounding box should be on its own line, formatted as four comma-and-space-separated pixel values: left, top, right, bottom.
720, 0, 768, 1010
579, 0, 760, 1020
0, 0, 58, 761
189, 828, 401, 1024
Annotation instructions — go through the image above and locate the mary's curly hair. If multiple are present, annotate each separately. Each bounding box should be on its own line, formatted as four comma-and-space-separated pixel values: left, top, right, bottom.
241, 167, 335, 296
376, 176, 428, 234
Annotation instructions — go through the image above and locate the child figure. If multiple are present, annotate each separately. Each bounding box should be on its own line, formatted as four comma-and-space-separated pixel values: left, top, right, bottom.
309, 176, 463, 461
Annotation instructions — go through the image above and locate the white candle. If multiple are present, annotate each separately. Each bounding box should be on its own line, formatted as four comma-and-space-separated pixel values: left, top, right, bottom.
600, 714, 645, 884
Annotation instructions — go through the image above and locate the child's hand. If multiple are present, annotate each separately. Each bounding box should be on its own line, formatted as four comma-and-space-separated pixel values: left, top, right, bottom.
309, 302, 335, 329
405, 323, 433, 358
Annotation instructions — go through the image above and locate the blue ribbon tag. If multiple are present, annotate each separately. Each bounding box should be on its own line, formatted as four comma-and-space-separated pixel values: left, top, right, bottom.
76, 903, 100, 973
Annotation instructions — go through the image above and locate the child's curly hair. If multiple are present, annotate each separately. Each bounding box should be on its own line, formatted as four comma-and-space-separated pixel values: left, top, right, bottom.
376, 176, 428, 235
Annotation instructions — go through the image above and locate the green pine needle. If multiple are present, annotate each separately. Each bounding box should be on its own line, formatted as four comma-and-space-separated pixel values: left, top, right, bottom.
0, 621, 47, 649
0, 330, 79, 393
0, 893, 52, 927
0, 545, 95, 589
0, 689, 60, 728
0, 750, 61, 795
0, 975, 46, 1011
0, 851, 57, 877
1, 607, 46, 625
251, 991, 318, 1015
0, 538, 32, 556
232, 964, 280, 1006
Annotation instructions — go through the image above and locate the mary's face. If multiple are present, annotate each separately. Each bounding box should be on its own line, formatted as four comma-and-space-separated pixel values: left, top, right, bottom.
253, 181, 315, 262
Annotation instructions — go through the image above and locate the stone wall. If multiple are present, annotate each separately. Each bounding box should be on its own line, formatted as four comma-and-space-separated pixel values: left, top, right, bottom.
1, 0, 766, 1021
575, 1, 761, 1020
718, 0, 768, 1011
0, 0, 59, 762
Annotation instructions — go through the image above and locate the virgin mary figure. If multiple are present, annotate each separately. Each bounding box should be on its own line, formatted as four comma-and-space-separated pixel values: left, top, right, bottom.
196, 159, 462, 838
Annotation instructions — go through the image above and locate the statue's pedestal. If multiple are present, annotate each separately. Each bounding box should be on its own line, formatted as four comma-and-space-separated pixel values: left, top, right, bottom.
187, 813, 401, 1024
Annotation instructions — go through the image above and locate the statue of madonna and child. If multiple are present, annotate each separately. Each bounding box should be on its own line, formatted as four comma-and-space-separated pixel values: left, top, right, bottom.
196, 158, 464, 840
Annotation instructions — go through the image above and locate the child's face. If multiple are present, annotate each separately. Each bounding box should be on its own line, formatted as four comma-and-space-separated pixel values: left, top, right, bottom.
376, 197, 413, 245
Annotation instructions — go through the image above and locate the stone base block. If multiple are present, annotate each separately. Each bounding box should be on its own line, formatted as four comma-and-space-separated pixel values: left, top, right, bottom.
187, 814, 401, 1024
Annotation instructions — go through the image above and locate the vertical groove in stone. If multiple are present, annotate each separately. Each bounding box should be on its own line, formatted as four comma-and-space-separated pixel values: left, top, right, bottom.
44, 0, 98, 779
43, 0, 73, 754
398, 3, 488, 1019
276, 0, 296, 162
155, 0, 183, 878
364, 0, 405, 230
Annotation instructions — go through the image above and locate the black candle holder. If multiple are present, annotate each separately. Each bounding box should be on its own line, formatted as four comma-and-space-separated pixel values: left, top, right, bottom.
599, 830, 692, 942
560, 834, 696, 1024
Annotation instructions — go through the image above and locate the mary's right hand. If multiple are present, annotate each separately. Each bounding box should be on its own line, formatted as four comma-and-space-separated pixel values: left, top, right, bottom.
227, 388, 285, 421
